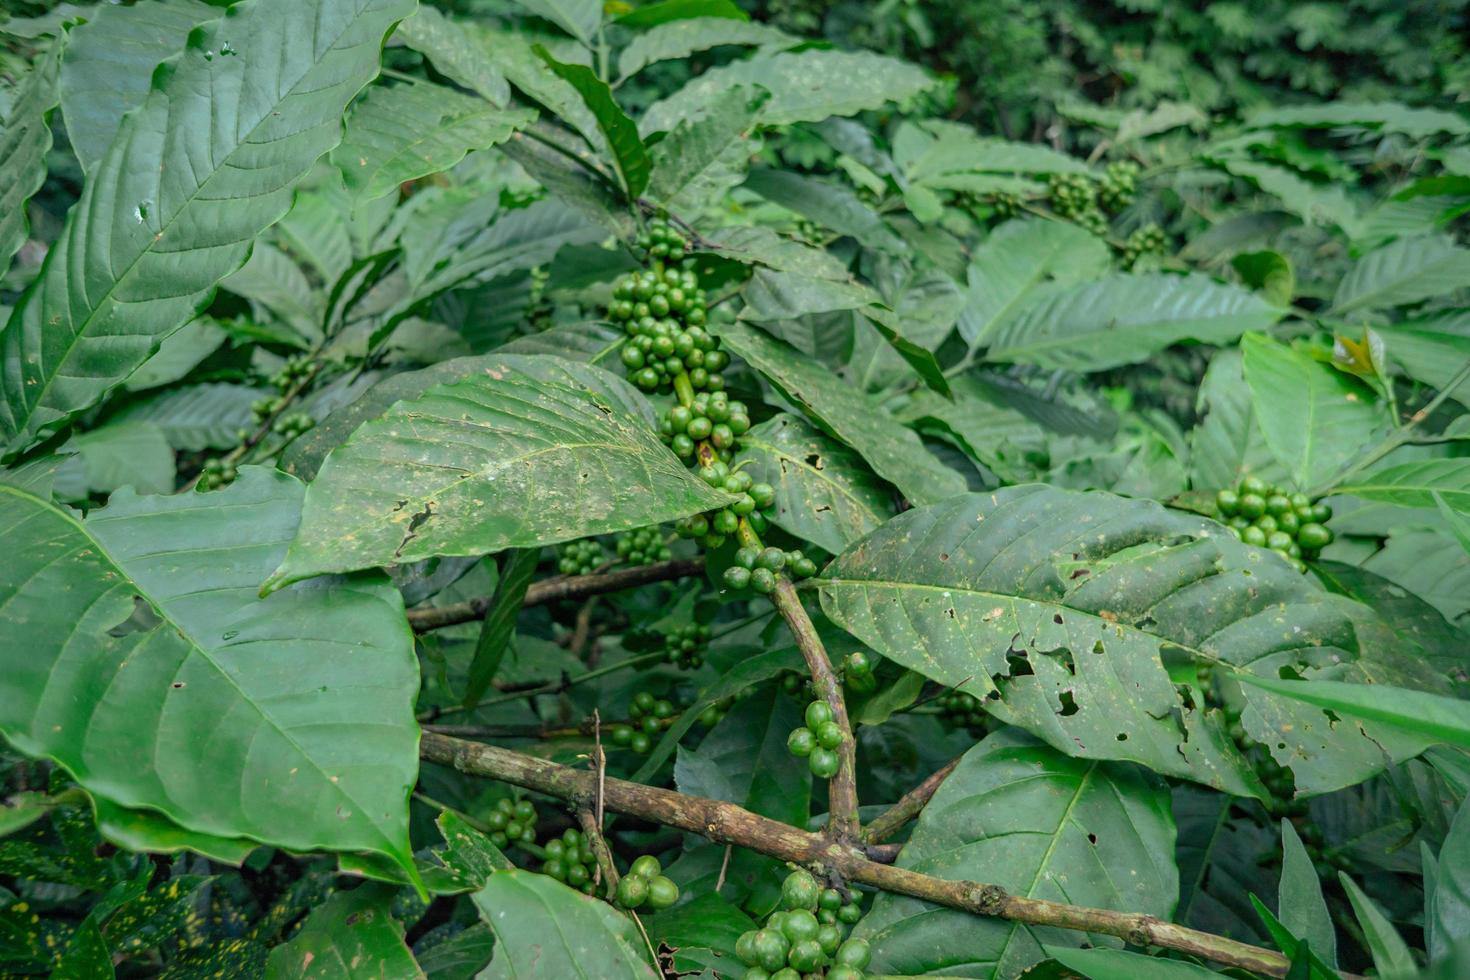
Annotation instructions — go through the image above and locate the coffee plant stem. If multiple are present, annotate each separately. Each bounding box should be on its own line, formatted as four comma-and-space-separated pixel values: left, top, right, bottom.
771, 577, 862, 842
405, 557, 705, 632
421, 732, 1299, 978
576, 809, 620, 894
861, 754, 963, 844
180, 358, 323, 492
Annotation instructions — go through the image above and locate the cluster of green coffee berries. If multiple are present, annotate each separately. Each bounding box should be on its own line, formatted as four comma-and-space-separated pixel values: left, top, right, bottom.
613, 854, 680, 912
936, 689, 990, 736
1046, 173, 1107, 234
724, 545, 820, 594
842, 652, 875, 695
735, 871, 870, 980
540, 827, 599, 894
786, 701, 844, 779
271, 411, 313, 439
1097, 160, 1140, 212
1121, 223, 1166, 268
268, 354, 312, 391
988, 191, 1021, 219
636, 217, 690, 262
663, 623, 712, 670
482, 797, 540, 851
608, 691, 682, 754
197, 457, 239, 491
610, 224, 727, 396
1215, 476, 1334, 572
660, 391, 752, 461
779, 671, 816, 701
674, 462, 776, 549
557, 539, 605, 576
615, 527, 672, 566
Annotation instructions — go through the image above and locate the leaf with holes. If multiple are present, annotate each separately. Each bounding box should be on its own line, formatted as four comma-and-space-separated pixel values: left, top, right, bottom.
855, 731, 1176, 978
0, 0, 416, 459
0, 467, 420, 878
817, 484, 1450, 796
740, 414, 894, 555
267, 355, 734, 589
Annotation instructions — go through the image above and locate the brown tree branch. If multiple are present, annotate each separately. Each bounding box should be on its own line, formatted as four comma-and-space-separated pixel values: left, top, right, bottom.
771, 578, 860, 843
421, 732, 1295, 978
407, 557, 704, 632
862, 755, 963, 844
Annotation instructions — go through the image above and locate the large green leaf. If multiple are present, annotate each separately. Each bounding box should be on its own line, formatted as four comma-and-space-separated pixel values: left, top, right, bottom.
0, 467, 420, 875
1249, 102, 1470, 139
1241, 333, 1391, 494
1046, 947, 1227, 980
1279, 821, 1337, 966
1311, 560, 1470, 682
1173, 785, 1274, 943
641, 48, 935, 133
267, 355, 733, 589
855, 731, 1176, 978
617, 16, 793, 78
899, 373, 1048, 483
0, 39, 61, 283
534, 46, 649, 199
471, 869, 658, 978
895, 119, 1090, 186
393, 6, 510, 106
959, 219, 1110, 346
332, 82, 534, 202
646, 84, 764, 212
740, 413, 894, 555
1339, 874, 1418, 980
265, 886, 421, 979
1186, 348, 1288, 492
1373, 310, 1470, 405
614, 0, 747, 28
1237, 675, 1470, 750
983, 274, 1283, 371
1335, 459, 1470, 514
0, 0, 415, 458
57, 0, 219, 175
1428, 797, 1470, 962
714, 318, 965, 506
743, 168, 908, 254
1363, 526, 1470, 628
817, 484, 1449, 796
1331, 235, 1470, 314
111, 382, 266, 452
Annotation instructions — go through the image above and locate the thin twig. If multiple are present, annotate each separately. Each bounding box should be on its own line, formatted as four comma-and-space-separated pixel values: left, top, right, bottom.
421, 733, 1299, 979
863, 755, 964, 844
418, 651, 668, 722
576, 809, 619, 895
771, 578, 861, 842
407, 558, 704, 632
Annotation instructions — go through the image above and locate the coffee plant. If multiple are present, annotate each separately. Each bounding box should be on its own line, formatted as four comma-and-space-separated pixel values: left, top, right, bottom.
2, 1, 1469, 978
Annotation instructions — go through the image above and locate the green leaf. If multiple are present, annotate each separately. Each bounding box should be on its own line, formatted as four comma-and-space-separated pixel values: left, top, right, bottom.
743, 168, 908, 254
1311, 560, 1470, 681
641, 893, 756, 976
463, 549, 539, 707
534, 46, 648, 199
899, 373, 1048, 483
1279, 820, 1337, 966
413, 923, 495, 979
394, 6, 511, 106
681, 688, 810, 825
959, 219, 1110, 346
641, 48, 935, 132
1335, 460, 1470, 514
1331, 235, 1470, 314
856, 731, 1176, 978
1248, 101, 1470, 139
0, 0, 416, 458
471, 869, 658, 978
1186, 348, 1288, 492
1241, 333, 1390, 494
56, 917, 113, 980
0, 39, 61, 283
1364, 526, 1470, 627
714, 318, 966, 506
1373, 316, 1470, 406
1173, 785, 1274, 942
1428, 797, 1470, 961
123, 317, 228, 392
983, 274, 1283, 371
617, 16, 789, 78
105, 875, 209, 954
896, 119, 1091, 184
53, 420, 176, 498
332, 82, 534, 203
615, 0, 747, 29
1236, 675, 1470, 750
111, 383, 265, 452
92, 798, 257, 865
509, 0, 601, 46
1221, 161, 1359, 234
1232, 250, 1295, 307
435, 811, 514, 886
57, 0, 219, 175
646, 84, 764, 212
267, 355, 734, 589
265, 886, 422, 979
1339, 874, 1418, 980
1249, 896, 1340, 980
0, 467, 420, 876
817, 485, 1450, 796
740, 414, 894, 555
1046, 947, 1225, 980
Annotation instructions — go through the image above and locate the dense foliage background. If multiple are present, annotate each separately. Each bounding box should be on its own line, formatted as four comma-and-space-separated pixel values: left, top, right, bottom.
2, 0, 1469, 977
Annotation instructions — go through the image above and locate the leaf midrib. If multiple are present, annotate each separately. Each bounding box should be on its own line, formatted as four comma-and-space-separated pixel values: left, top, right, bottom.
0, 483, 402, 857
